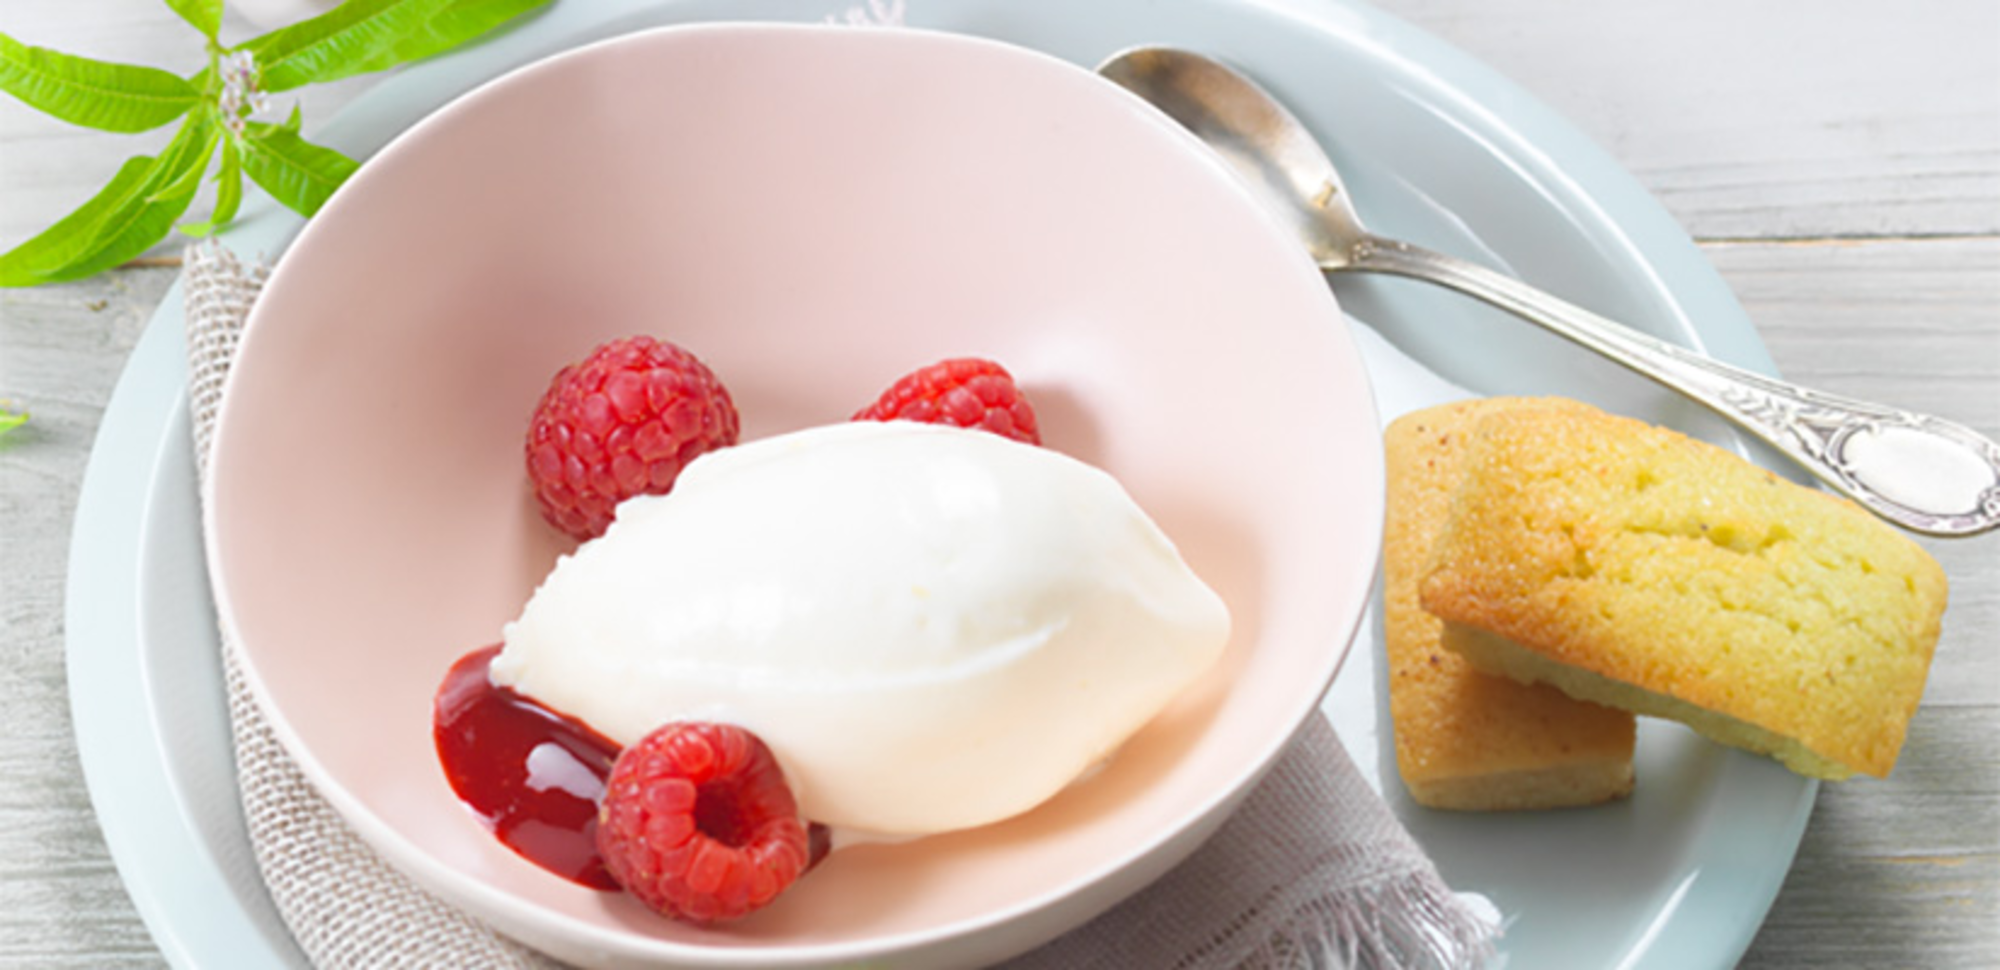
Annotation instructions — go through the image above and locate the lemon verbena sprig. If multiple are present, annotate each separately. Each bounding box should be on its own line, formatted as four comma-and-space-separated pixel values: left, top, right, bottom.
0, 0, 550, 287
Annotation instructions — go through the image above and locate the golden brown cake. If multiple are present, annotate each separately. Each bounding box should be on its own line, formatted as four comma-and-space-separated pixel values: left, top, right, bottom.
1419, 402, 1949, 779
1384, 398, 1635, 810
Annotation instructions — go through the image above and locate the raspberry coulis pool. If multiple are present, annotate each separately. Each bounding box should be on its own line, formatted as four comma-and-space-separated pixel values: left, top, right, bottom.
434, 644, 623, 889
433, 644, 832, 893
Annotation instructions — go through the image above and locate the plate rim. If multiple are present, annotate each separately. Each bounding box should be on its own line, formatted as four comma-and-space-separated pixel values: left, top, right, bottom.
65, 1, 1814, 967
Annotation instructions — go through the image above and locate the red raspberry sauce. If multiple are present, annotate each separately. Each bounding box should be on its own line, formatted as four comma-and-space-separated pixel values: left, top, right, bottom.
435, 645, 833, 893
433, 645, 622, 890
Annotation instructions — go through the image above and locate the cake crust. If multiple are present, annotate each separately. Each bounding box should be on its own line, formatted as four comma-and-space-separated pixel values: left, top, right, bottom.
1384, 398, 1635, 810
1419, 402, 1948, 779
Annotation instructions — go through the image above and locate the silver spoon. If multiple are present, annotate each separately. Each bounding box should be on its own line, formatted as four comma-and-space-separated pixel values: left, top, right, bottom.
1099, 45, 2000, 538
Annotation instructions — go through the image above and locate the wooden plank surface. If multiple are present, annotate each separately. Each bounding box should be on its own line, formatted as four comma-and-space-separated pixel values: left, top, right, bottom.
0, 266, 175, 970
1368, 0, 2000, 240
1705, 237, 1999, 970
2, 1, 1995, 968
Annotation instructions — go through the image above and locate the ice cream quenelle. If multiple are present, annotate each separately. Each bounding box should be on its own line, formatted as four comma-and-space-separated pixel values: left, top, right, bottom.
489, 420, 1231, 838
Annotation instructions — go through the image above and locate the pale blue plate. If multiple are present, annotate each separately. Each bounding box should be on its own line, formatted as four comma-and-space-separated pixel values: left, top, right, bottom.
67, 1, 1813, 967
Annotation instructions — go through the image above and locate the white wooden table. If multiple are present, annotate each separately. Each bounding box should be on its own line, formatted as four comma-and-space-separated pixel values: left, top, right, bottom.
2, 1, 1993, 967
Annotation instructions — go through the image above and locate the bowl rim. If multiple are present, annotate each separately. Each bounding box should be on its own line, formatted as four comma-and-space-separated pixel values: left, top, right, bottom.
203, 18, 1382, 965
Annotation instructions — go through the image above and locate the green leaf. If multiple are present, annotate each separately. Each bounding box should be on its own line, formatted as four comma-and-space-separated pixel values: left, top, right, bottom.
247, 0, 458, 92
150, 118, 222, 202
26, 114, 218, 284
0, 157, 152, 286
164, 0, 224, 41
238, 121, 359, 217
0, 31, 199, 132
179, 137, 242, 238
0, 409, 26, 436
382, 0, 552, 66
0, 113, 216, 285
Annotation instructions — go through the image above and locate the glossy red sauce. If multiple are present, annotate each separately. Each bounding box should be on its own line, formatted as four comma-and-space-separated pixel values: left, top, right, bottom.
434, 644, 622, 890
434, 645, 834, 893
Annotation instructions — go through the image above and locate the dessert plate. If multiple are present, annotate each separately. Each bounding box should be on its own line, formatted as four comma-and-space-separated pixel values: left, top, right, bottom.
66, 0, 1814, 967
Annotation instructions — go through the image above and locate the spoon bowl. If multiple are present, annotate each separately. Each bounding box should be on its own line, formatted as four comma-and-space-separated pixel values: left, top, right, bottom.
1101, 45, 2000, 537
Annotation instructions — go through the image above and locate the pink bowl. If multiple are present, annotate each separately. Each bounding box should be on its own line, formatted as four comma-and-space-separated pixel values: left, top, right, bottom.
206, 22, 1381, 969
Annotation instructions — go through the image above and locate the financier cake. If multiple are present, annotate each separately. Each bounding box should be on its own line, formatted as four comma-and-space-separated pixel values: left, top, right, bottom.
1419, 402, 1948, 779
1385, 398, 1635, 810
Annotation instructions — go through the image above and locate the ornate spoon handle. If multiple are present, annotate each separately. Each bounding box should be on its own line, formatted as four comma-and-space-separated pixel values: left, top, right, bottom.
1347, 235, 2000, 537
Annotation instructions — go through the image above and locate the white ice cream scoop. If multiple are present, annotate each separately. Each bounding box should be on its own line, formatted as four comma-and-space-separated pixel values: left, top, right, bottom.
491, 421, 1231, 837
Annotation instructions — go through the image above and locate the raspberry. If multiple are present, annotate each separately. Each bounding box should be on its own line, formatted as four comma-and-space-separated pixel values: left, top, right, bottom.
526, 336, 739, 540
852, 357, 1040, 445
595, 722, 810, 924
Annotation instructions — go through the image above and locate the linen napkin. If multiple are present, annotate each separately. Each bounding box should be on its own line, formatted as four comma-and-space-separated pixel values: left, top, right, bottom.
182, 239, 1495, 970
